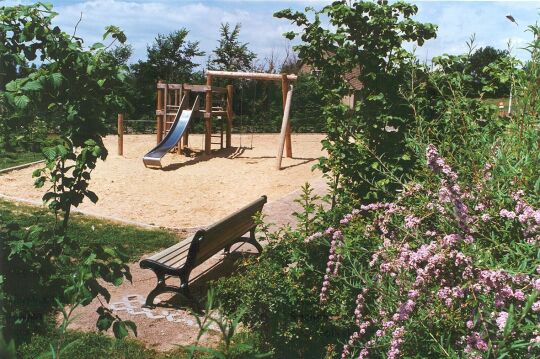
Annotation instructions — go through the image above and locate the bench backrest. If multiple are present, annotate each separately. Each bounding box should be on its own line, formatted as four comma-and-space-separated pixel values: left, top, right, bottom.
187, 196, 267, 268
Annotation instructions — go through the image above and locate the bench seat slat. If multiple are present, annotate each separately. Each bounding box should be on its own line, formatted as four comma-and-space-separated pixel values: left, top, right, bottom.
157, 245, 189, 266
147, 235, 193, 262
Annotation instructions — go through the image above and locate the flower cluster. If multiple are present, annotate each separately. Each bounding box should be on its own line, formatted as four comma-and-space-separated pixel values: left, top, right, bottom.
304, 144, 540, 358
320, 229, 344, 303
426, 144, 471, 234
341, 290, 370, 359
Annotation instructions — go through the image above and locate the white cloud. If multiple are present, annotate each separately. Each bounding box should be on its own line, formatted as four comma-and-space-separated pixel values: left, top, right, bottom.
47, 0, 304, 65
4, 0, 540, 66
414, 1, 540, 61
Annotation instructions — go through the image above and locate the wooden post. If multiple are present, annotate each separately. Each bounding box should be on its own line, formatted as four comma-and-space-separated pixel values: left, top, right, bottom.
176, 85, 184, 154
181, 89, 190, 153
156, 81, 163, 144
276, 85, 293, 170
226, 84, 234, 148
281, 74, 293, 158
163, 83, 168, 138
117, 113, 123, 156
204, 75, 213, 155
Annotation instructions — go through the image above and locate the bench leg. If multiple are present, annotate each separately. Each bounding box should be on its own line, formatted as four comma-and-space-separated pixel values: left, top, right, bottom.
179, 272, 191, 299
145, 270, 192, 307
249, 228, 263, 253
145, 271, 166, 307
223, 228, 263, 254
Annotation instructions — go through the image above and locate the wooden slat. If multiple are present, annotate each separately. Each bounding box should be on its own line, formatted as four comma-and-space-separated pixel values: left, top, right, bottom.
157, 83, 182, 90
147, 235, 193, 262
211, 87, 227, 94
183, 84, 227, 93
193, 196, 267, 266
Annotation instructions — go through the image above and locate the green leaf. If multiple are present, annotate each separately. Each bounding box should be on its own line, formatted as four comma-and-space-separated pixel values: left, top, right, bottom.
124, 320, 137, 337
5, 80, 19, 92
14, 95, 30, 109
21, 80, 42, 91
86, 191, 98, 203
42, 147, 57, 160
90, 42, 105, 50
96, 316, 113, 331
50, 73, 63, 89
112, 321, 129, 339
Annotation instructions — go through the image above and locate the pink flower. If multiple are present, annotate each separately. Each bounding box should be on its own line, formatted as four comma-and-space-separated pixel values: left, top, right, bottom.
305, 231, 322, 243
481, 213, 491, 222
499, 209, 516, 219
496, 311, 509, 332
532, 301, 540, 312
533, 279, 540, 291
466, 332, 488, 352
387, 327, 405, 359
404, 215, 421, 228
475, 203, 486, 211
514, 290, 526, 301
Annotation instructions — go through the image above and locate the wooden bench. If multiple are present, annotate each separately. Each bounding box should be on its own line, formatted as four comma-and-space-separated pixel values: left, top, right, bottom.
139, 196, 267, 307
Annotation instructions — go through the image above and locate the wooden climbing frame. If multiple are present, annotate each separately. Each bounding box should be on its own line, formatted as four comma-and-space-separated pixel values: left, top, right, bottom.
155, 81, 234, 155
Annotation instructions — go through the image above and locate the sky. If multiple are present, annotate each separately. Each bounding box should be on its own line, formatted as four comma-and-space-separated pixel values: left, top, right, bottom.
4, 0, 540, 66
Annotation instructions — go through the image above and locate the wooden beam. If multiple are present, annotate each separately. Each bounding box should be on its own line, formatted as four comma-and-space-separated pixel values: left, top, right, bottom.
226, 84, 233, 148
183, 84, 227, 93
206, 70, 297, 81
163, 83, 168, 139
204, 75, 213, 155
117, 113, 123, 156
156, 83, 182, 90
282, 74, 293, 158
156, 81, 163, 144
276, 85, 293, 170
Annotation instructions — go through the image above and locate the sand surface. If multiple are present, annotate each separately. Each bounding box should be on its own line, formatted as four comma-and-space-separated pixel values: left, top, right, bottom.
0, 133, 325, 229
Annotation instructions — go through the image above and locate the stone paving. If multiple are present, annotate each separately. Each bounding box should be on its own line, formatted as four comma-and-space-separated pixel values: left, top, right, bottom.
262, 176, 328, 231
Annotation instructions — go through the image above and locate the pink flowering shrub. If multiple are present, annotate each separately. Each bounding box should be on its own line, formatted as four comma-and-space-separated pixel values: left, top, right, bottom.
306, 144, 540, 358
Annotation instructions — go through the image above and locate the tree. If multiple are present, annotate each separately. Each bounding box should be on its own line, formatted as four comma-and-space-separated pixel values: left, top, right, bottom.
144, 29, 204, 83
129, 29, 204, 121
468, 46, 511, 97
105, 44, 133, 67
210, 23, 256, 71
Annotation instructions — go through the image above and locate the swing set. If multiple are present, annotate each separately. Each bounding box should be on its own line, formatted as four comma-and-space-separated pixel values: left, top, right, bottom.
136, 70, 297, 170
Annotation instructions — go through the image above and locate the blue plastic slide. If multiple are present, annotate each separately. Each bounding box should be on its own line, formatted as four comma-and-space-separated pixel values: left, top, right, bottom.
143, 95, 200, 168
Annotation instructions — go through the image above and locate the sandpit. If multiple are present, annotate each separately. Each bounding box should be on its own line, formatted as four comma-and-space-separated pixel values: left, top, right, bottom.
0, 133, 325, 229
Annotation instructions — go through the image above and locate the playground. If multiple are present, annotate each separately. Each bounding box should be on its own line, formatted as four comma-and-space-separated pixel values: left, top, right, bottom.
0, 133, 325, 229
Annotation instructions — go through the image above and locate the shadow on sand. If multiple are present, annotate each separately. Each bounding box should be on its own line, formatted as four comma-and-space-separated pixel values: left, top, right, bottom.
159, 146, 317, 171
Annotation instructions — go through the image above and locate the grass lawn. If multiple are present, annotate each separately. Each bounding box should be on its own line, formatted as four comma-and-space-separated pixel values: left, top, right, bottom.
0, 199, 179, 262
18, 331, 192, 359
0, 151, 43, 170
0, 199, 190, 358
